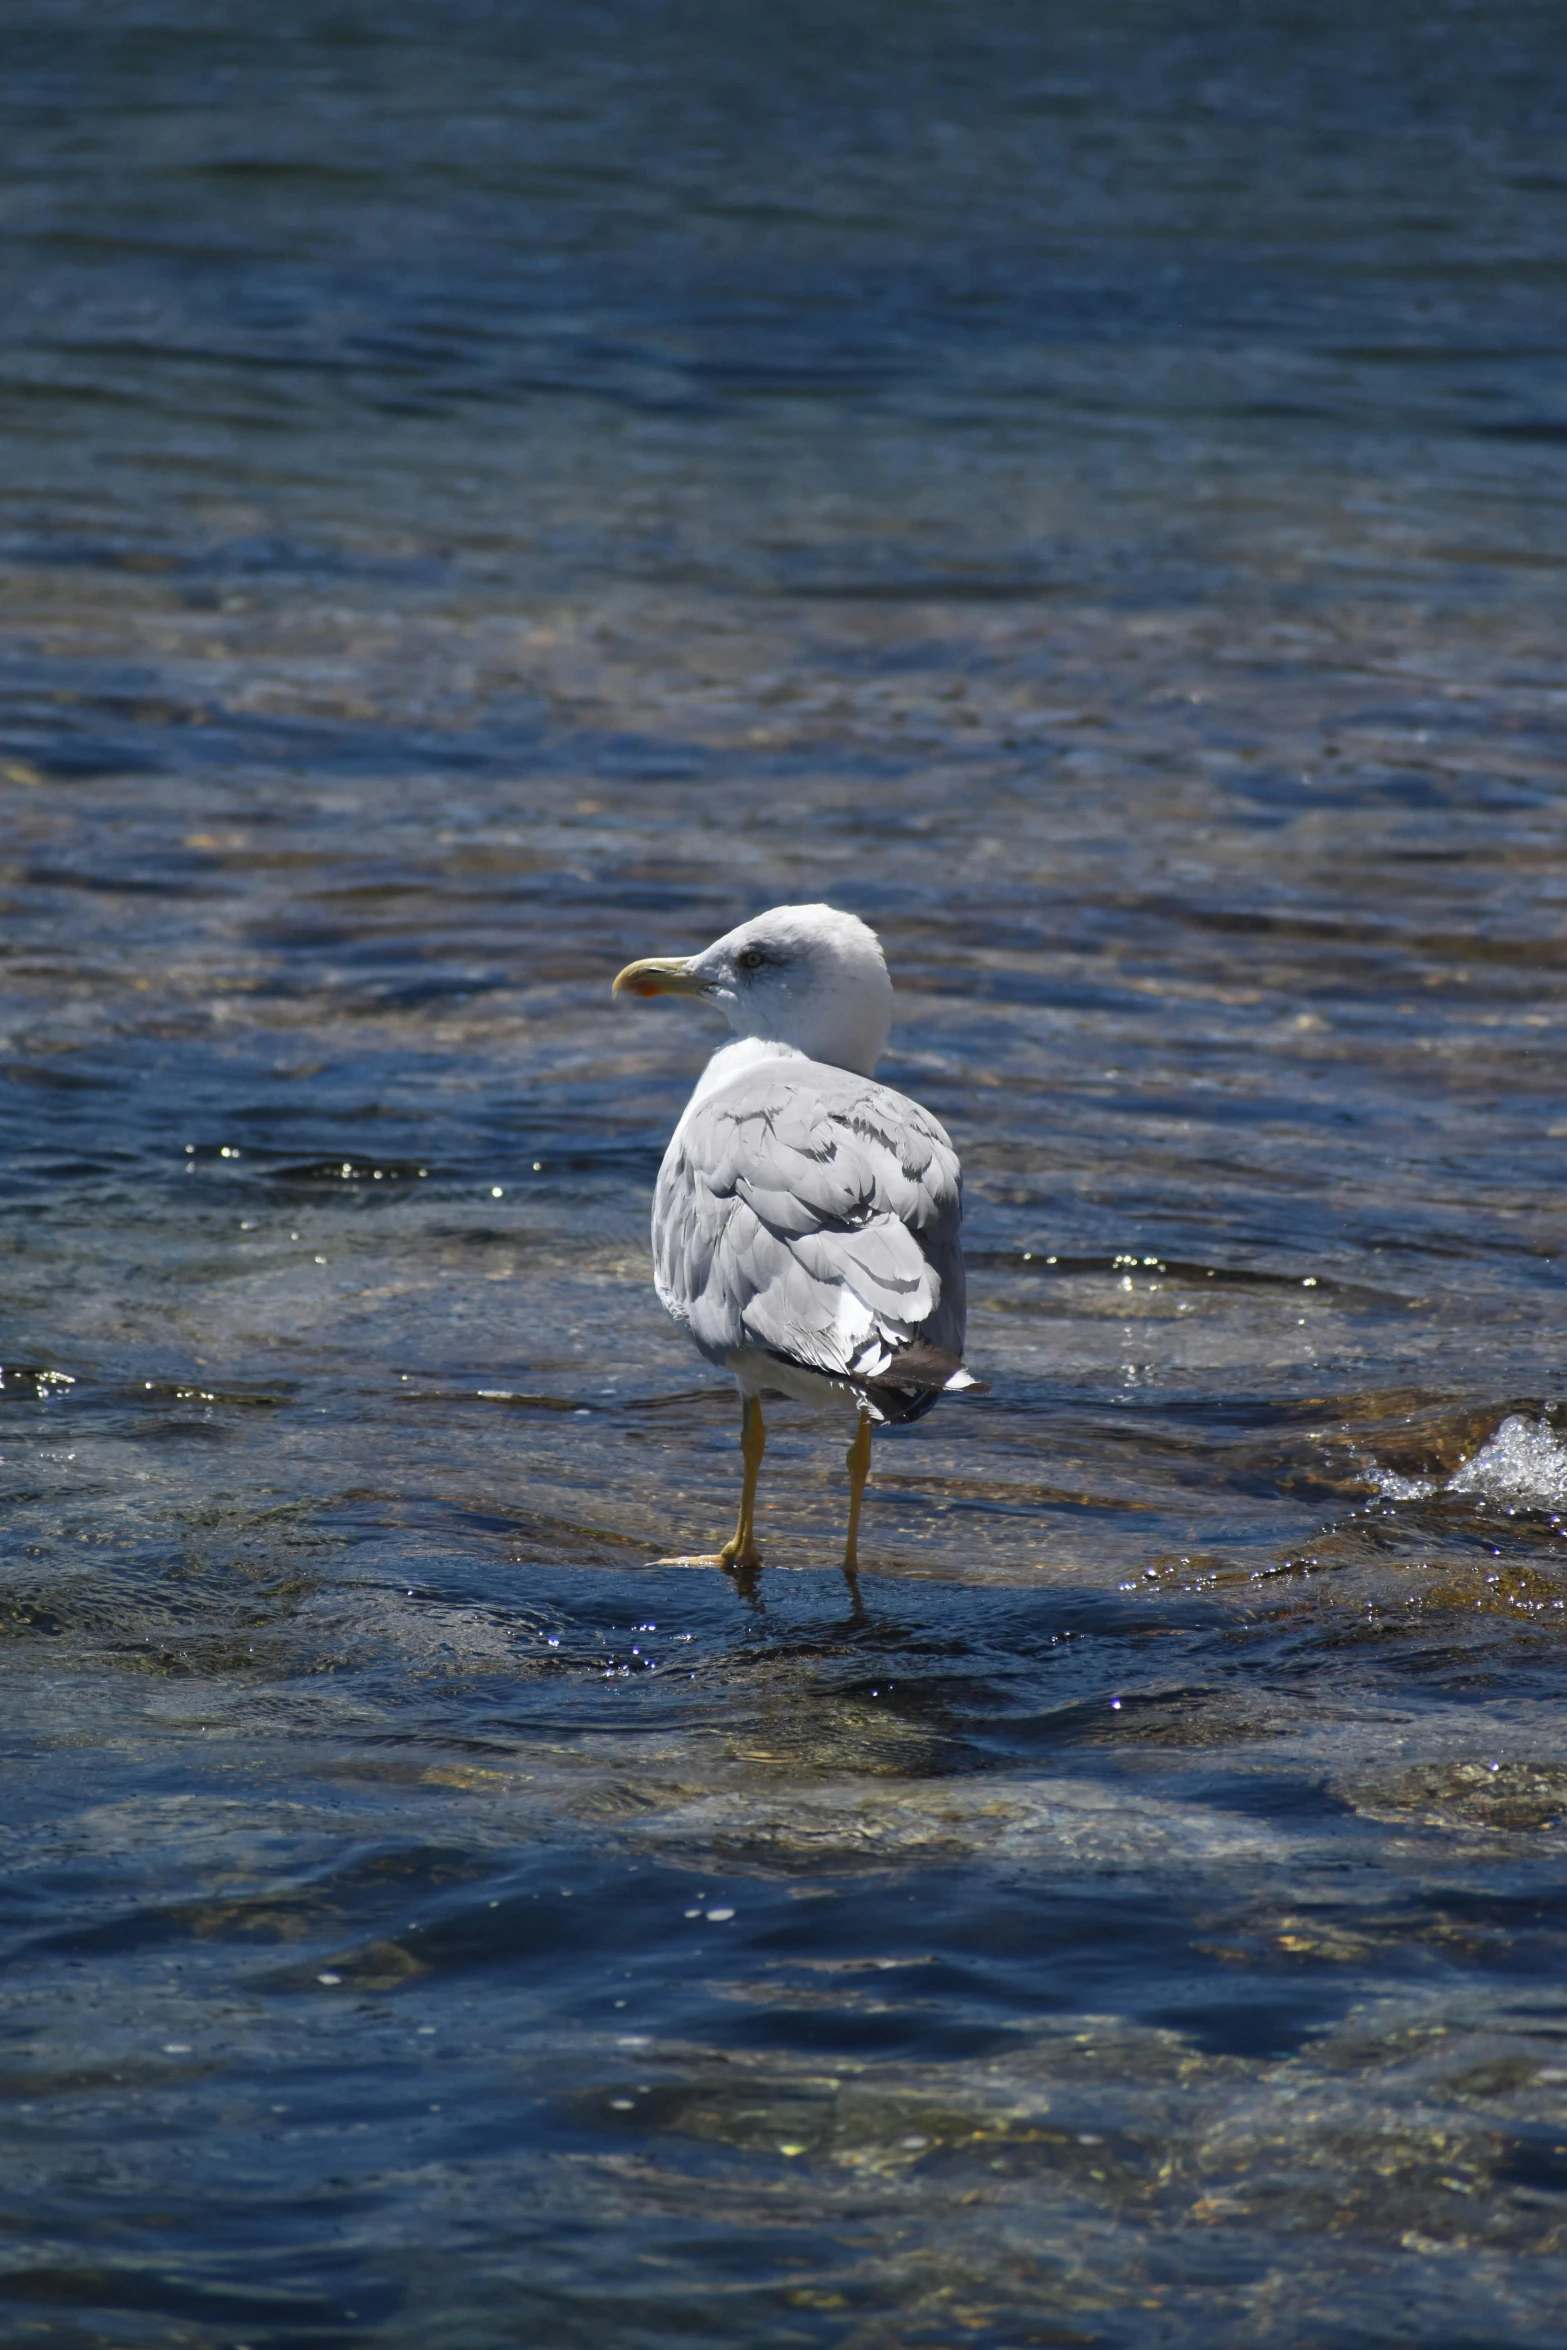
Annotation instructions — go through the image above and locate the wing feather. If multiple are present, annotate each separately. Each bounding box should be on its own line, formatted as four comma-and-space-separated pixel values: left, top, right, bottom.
652, 1056, 965, 1391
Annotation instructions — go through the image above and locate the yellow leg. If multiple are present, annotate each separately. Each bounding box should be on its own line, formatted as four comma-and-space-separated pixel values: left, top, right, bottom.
843, 1408, 873, 1575
717, 1393, 766, 1575
654, 1394, 766, 1581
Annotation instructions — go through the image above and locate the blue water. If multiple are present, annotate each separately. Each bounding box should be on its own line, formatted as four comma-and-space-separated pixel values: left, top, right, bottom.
3, 3, 1567, 2343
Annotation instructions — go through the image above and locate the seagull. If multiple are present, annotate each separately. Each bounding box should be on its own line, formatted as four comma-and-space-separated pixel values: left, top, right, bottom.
613, 902, 974, 1586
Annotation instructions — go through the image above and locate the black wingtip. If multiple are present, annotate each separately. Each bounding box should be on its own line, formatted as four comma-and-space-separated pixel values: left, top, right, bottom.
881, 1341, 964, 1386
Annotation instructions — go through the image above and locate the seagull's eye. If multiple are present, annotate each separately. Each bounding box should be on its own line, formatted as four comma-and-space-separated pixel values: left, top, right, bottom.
736, 948, 767, 973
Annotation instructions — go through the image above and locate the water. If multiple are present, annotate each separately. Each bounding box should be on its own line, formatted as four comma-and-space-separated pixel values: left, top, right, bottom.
3, 2, 1567, 2341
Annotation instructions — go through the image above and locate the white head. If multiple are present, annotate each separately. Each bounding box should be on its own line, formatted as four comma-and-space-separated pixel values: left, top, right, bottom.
613, 902, 893, 1076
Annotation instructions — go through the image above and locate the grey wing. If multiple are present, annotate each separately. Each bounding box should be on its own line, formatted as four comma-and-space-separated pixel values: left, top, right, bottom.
651, 1061, 965, 1385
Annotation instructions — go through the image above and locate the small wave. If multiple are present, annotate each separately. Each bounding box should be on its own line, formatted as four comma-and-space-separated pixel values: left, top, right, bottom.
1370, 1413, 1567, 1509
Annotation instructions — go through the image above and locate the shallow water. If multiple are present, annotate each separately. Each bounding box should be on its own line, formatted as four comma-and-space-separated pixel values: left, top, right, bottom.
3, 3, 1567, 2343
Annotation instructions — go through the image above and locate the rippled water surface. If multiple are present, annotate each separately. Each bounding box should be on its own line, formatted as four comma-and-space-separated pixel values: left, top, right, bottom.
4, 3, 1567, 2342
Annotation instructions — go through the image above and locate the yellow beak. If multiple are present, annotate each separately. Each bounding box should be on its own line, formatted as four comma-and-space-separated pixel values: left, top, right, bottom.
612, 955, 707, 1000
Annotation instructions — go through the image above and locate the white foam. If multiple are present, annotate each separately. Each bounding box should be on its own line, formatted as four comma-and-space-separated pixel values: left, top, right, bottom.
1371, 1413, 1567, 1510
1369, 1464, 1438, 1501
1444, 1413, 1567, 1508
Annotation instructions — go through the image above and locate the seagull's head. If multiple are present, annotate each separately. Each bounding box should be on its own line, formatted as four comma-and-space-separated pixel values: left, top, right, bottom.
613, 902, 894, 1076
